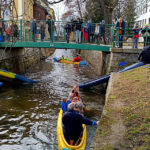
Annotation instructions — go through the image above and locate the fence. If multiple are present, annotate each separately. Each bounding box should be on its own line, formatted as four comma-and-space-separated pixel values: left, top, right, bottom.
0, 19, 149, 49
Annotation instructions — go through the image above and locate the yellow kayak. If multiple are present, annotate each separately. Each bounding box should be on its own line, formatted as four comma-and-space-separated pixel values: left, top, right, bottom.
57, 109, 87, 150
53, 57, 86, 66
59, 59, 80, 65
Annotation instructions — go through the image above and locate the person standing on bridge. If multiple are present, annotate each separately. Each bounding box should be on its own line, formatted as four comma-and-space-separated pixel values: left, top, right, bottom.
31, 19, 37, 42
115, 17, 126, 48
141, 24, 150, 47
87, 20, 94, 43
132, 22, 141, 49
94, 23, 100, 44
0, 17, 4, 42
75, 17, 82, 43
99, 20, 106, 45
65, 22, 71, 43
46, 15, 54, 42
40, 22, 45, 42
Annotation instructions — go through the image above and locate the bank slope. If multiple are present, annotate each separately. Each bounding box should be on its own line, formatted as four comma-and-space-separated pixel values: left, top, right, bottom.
91, 65, 150, 150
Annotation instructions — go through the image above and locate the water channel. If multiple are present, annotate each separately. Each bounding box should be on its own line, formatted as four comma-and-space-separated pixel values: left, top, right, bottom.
0, 49, 105, 150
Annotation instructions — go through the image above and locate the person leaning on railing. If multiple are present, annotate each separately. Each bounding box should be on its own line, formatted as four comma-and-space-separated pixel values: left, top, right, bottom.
141, 24, 150, 47
0, 17, 5, 42
31, 19, 37, 42
115, 17, 126, 48
132, 22, 142, 49
99, 20, 106, 45
46, 15, 54, 42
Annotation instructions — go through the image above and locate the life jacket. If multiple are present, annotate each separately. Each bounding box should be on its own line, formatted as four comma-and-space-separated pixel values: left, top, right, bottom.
73, 57, 81, 62
66, 57, 69, 61
72, 91, 80, 100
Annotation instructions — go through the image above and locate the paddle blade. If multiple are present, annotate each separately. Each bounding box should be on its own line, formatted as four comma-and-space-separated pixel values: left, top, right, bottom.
84, 106, 89, 111
118, 62, 126, 67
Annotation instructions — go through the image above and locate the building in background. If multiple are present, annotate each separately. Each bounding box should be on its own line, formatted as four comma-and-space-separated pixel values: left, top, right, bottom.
33, 0, 55, 20
0, 0, 55, 20
136, 0, 150, 27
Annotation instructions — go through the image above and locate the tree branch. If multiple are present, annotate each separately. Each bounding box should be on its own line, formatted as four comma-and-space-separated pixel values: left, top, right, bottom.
47, 0, 65, 4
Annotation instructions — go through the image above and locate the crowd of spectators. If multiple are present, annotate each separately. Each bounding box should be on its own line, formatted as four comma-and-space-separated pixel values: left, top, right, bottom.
0, 16, 150, 48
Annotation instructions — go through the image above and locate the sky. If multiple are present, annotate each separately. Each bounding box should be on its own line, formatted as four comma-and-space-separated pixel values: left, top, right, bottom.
50, 1, 66, 20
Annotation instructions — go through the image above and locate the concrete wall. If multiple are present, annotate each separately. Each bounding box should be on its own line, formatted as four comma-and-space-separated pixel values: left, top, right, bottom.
81, 48, 142, 76
81, 50, 110, 76
0, 47, 55, 73
108, 48, 142, 73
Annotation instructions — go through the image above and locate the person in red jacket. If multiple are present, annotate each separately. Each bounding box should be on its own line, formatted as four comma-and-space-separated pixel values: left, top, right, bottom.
73, 55, 81, 62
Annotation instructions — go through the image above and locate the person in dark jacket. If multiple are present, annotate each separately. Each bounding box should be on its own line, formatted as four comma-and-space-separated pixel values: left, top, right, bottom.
115, 17, 126, 48
46, 15, 54, 41
40, 22, 45, 41
132, 22, 141, 48
31, 19, 37, 42
99, 20, 106, 44
87, 20, 94, 43
138, 46, 150, 63
141, 24, 150, 46
62, 103, 99, 145
65, 22, 71, 43
0, 17, 4, 41
75, 17, 82, 43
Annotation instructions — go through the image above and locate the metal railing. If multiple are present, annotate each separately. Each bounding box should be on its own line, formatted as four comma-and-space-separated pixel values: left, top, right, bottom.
0, 20, 150, 49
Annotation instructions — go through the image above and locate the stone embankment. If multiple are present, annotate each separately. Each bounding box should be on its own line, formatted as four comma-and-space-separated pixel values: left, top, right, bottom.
0, 47, 55, 73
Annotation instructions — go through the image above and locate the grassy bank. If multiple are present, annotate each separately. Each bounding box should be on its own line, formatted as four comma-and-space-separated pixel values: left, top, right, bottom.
91, 64, 150, 150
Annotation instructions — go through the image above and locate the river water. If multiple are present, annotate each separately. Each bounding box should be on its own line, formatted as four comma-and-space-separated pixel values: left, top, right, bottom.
0, 49, 105, 150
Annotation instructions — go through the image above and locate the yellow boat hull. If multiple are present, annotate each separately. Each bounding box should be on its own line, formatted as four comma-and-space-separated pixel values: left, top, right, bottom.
59, 60, 80, 65
57, 109, 87, 150
0, 70, 15, 79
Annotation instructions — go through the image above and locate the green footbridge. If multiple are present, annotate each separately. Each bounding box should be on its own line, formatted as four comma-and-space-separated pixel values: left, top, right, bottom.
0, 42, 110, 52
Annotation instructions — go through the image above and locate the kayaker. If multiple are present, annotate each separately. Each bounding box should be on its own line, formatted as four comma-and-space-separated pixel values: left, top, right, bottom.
74, 101, 84, 115
61, 55, 64, 60
58, 55, 65, 62
66, 56, 69, 61
73, 55, 81, 62
62, 103, 99, 145
71, 85, 80, 100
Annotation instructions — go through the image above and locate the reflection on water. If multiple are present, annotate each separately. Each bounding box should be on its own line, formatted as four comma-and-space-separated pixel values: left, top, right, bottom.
0, 49, 105, 150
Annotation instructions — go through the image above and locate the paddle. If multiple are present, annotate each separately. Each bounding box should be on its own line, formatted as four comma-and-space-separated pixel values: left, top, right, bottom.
118, 62, 126, 67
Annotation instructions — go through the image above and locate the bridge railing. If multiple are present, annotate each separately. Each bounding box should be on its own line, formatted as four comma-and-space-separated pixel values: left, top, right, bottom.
112, 27, 150, 48
0, 20, 114, 45
0, 19, 149, 49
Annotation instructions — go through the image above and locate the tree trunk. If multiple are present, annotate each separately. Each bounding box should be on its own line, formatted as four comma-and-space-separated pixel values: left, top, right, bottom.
76, 0, 83, 19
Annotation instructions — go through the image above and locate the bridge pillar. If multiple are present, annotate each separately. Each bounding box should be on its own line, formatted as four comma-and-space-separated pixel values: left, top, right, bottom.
81, 50, 110, 76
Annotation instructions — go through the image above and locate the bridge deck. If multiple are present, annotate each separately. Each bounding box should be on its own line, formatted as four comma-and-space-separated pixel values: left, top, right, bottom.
0, 42, 111, 52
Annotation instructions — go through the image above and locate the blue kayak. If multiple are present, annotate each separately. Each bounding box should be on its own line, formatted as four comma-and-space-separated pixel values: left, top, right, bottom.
79, 62, 145, 89
0, 69, 37, 84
